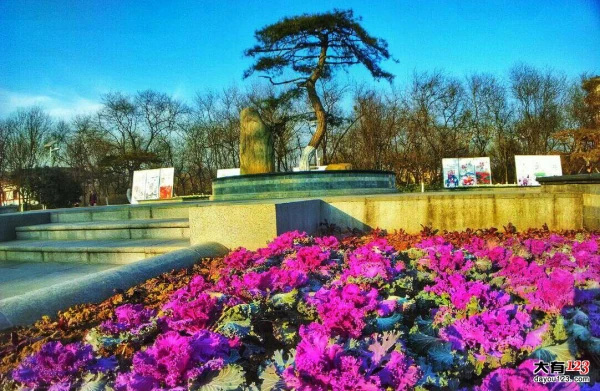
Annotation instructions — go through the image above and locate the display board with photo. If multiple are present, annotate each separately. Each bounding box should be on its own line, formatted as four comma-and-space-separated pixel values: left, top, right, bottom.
130, 168, 175, 204
442, 157, 492, 188
515, 155, 562, 186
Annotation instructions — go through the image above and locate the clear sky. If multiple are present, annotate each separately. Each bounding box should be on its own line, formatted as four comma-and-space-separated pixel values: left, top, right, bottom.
1, 0, 599, 118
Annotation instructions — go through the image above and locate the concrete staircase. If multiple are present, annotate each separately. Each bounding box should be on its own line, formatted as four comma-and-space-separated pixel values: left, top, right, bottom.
0, 204, 193, 265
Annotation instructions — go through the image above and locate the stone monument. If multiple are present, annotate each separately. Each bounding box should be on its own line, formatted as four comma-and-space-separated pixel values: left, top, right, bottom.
240, 108, 275, 175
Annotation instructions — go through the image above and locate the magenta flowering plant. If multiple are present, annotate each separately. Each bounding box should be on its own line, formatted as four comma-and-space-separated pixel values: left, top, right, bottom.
425, 274, 510, 313
12, 341, 116, 390
439, 304, 534, 358
282, 245, 335, 274
161, 292, 221, 333
114, 330, 235, 390
99, 304, 157, 335
416, 240, 475, 276
255, 230, 308, 259
6, 229, 600, 390
308, 283, 379, 338
342, 244, 398, 282
281, 323, 382, 391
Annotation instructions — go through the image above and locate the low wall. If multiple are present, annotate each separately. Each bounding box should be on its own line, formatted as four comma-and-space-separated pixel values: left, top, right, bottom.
322, 191, 582, 233
538, 174, 600, 230
0, 211, 51, 242
189, 189, 584, 250
190, 200, 321, 250
0, 206, 18, 215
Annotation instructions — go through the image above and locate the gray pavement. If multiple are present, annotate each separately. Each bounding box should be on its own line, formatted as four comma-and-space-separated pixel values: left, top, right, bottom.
0, 261, 118, 300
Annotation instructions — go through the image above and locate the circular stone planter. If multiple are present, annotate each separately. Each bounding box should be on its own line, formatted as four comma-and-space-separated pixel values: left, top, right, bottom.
211, 170, 397, 201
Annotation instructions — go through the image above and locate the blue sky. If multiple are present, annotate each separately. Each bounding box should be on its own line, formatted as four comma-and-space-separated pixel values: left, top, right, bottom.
1, 0, 599, 118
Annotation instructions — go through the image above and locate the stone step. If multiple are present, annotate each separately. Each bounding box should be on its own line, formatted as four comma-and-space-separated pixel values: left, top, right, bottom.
0, 239, 189, 265
50, 203, 192, 223
15, 219, 189, 241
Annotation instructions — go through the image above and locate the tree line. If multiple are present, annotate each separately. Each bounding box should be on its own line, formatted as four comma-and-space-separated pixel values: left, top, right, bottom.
0, 64, 597, 208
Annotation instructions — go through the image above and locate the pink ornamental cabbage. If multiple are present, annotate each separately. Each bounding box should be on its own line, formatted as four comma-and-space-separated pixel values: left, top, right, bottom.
314, 235, 340, 249
376, 351, 422, 391
343, 245, 396, 282
115, 330, 232, 390
256, 230, 307, 258
13, 341, 116, 389
309, 283, 379, 338
362, 238, 395, 254
99, 304, 157, 335
282, 323, 380, 391
282, 245, 332, 274
425, 274, 510, 311
222, 248, 257, 272
168, 275, 211, 303
440, 305, 532, 356
523, 238, 550, 256
418, 244, 474, 275
215, 267, 308, 299
523, 268, 575, 313
522, 323, 549, 350
161, 292, 221, 333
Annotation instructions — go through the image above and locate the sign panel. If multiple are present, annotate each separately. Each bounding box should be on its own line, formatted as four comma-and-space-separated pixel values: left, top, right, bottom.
131, 171, 147, 205
458, 158, 476, 186
515, 155, 562, 186
443, 157, 492, 188
144, 169, 161, 200
473, 157, 492, 185
159, 168, 175, 199
442, 158, 460, 188
130, 168, 175, 204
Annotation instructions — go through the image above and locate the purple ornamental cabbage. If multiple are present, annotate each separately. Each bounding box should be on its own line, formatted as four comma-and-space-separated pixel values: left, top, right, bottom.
425, 274, 510, 311
114, 330, 233, 390
161, 292, 221, 333
343, 245, 396, 282
13, 341, 116, 389
99, 304, 157, 335
282, 245, 332, 274
440, 304, 533, 357
282, 323, 381, 391
308, 283, 379, 338
256, 230, 307, 258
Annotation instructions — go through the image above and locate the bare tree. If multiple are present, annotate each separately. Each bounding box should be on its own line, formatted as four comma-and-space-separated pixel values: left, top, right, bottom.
0, 120, 12, 204
5, 107, 52, 207
96, 91, 187, 188
510, 64, 567, 154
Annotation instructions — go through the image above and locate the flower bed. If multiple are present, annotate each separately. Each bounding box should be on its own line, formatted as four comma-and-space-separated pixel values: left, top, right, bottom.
0, 227, 599, 390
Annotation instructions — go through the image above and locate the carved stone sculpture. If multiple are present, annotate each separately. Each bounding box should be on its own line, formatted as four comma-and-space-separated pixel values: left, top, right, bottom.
240, 108, 275, 175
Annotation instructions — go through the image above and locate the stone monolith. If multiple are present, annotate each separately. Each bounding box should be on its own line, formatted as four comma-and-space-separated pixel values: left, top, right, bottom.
240, 108, 275, 175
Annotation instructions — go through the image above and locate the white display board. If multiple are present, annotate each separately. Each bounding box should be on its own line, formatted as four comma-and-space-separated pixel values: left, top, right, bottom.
442, 158, 460, 188
473, 157, 492, 185
159, 167, 175, 199
131, 171, 147, 204
216, 168, 241, 178
515, 155, 562, 186
144, 169, 161, 200
130, 168, 175, 204
443, 157, 492, 188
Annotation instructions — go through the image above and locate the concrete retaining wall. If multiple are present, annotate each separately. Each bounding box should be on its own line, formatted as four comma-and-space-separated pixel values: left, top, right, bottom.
189, 190, 584, 250
0, 211, 51, 242
0, 242, 228, 329
322, 191, 582, 233
190, 200, 321, 250
540, 182, 600, 230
